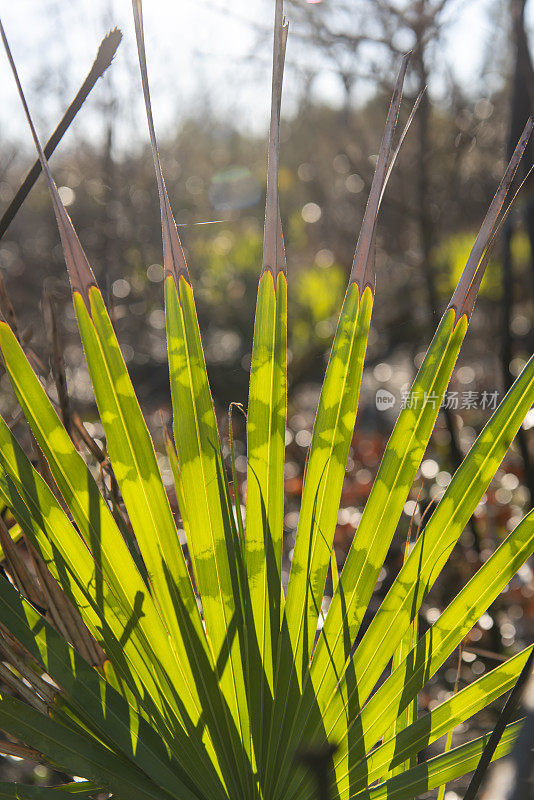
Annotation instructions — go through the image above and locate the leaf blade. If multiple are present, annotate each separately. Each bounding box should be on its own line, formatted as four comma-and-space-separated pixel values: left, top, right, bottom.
348, 721, 522, 800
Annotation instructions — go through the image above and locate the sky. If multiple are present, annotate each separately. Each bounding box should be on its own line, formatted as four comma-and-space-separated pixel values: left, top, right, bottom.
0, 0, 533, 155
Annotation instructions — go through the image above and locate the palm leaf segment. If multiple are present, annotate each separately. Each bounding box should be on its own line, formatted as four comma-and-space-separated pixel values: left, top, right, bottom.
0, 3, 532, 799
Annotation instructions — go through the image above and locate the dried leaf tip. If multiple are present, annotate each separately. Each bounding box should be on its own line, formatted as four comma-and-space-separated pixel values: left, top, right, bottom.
350, 52, 411, 291
0, 27, 121, 244
92, 27, 122, 79
0, 19, 97, 308
449, 116, 533, 321
262, 0, 289, 280
132, 0, 189, 285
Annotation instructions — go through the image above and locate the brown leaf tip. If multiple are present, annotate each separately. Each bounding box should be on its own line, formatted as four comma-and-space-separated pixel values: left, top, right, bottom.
261, 1, 288, 281
350, 53, 411, 290
449, 116, 533, 320
132, 0, 190, 286
56, 206, 98, 305
0, 18, 97, 309
93, 28, 123, 78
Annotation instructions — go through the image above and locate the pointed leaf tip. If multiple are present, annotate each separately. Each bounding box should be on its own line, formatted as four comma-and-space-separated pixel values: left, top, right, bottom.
0, 19, 97, 308
380, 87, 425, 204
350, 52, 411, 291
262, 3, 288, 280
132, 0, 190, 285
449, 116, 533, 320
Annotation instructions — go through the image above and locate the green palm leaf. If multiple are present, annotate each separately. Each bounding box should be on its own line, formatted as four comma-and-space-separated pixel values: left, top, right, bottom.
348, 646, 532, 790
0, 5, 532, 800
0, 44, 235, 795
0, 576, 213, 800
0, 694, 178, 800
132, 4, 251, 794
332, 507, 534, 795
264, 52, 413, 795
348, 720, 523, 800
331, 353, 534, 715
268, 117, 532, 800
245, 4, 288, 781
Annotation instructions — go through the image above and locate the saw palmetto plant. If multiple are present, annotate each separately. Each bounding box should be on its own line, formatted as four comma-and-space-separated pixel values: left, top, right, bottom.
0, 1, 533, 799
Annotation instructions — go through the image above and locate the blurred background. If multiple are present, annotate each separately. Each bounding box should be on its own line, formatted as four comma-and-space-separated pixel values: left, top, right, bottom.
0, 0, 533, 794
